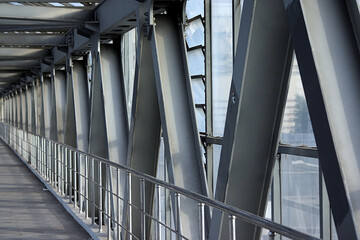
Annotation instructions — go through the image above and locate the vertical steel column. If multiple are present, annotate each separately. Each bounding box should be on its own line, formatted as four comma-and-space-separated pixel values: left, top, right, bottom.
205, 0, 214, 197
36, 77, 45, 137
88, 34, 108, 223
283, 0, 360, 238
16, 89, 21, 128
127, 30, 161, 237
26, 77, 34, 133
42, 74, 52, 139
30, 81, 37, 134
21, 86, 27, 131
99, 43, 129, 235
210, 0, 292, 239
71, 59, 90, 151
50, 69, 67, 143
151, 13, 209, 239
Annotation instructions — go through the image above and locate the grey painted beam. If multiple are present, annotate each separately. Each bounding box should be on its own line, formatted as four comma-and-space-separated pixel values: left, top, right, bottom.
50, 70, 66, 142
42, 75, 52, 138
64, 60, 78, 148
284, 0, 360, 238
0, 48, 49, 59
21, 87, 27, 131
345, 0, 360, 50
88, 36, 108, 159
210, 0, 292, 239
27, 81, 36, 134
151, 14, 208, 239
16, 90, 21, 128
50, 68, 58, 141
127, 32, 161, 238
71, 29, 91, 53
36, 77, 45, 137
100, 43, 128, 165
0, 4, 92, 22
53, 47, 67, 66
0, 34, 65, 47
0, 0, 99, 2
71, 59, 90, 151
96, 0, 137, 34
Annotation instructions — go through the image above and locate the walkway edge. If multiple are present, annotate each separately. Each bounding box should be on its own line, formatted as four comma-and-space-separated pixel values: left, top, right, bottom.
2, 139, 105, 240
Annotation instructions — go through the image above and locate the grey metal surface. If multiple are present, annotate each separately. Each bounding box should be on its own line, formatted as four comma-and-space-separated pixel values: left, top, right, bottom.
151, 14, 208, 239
54, 70, 66, 143
211, 0, 292, 239
284, 0, 360, 238
21, 88, 27, 130
127, 32, 161, 238
71, 60, 90, 151
88, 38, 108, 159
99, 43, 128, 165
42, 76, 52, 139
0, 139, 91, 239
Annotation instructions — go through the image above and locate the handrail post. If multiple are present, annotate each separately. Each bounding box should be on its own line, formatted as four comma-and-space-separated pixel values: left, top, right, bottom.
199, 203, 205, 240
229, 215, 236, 240
175, 192, 181, 240
155, 184, 161, 240
99, 160, 103, 232
116, 169, 120, 240
140, 178, 146, 240
127, 171, 132, 240
74, 151, 78, 208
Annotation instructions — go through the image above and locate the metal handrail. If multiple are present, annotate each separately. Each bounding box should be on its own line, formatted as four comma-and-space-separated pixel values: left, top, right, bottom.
0, 122, 321, 240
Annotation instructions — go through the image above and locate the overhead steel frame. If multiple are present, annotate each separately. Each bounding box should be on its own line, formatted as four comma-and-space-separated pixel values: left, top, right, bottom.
1, 0, 360, 239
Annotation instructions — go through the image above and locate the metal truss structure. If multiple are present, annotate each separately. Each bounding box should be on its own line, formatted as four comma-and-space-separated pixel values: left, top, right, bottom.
0, 0, 359, 239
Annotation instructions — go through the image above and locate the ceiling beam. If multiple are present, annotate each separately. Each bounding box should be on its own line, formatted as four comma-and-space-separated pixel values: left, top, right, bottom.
0, 4, 92, 22
0, 34, 65, 46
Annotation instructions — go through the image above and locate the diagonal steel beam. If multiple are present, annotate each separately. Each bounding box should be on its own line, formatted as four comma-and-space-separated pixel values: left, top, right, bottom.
127, 32, 161, 238
210, 0, 293, 239
151, 14, 208, 239
283, 0, 360, 238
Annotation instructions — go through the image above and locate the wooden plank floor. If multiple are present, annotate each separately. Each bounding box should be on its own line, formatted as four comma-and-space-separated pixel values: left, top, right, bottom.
0, 141, 91, 239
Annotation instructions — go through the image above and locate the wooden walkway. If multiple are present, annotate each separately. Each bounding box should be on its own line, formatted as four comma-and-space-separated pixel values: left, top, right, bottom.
0, 140, 91, 239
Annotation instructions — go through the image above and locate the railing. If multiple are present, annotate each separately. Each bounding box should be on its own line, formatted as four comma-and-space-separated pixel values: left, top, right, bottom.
0, 122, 320, 240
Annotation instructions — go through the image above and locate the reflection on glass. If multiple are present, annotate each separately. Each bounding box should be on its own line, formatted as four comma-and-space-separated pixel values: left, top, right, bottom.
195, 108, 205, 133
261, 183, 272, 239
280, 55, 316, 147
186, 0, 204, 19
331, 215, 339, 240
188, 49, 205, 76
281, 154, 320, 238
121, 29, 136, 127
185, 18, 204, 48
191, 78, 205, 104
212, 0, 233, 192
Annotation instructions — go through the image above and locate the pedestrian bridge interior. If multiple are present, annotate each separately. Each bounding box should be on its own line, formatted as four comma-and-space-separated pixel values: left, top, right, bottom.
0, 0, 359, 239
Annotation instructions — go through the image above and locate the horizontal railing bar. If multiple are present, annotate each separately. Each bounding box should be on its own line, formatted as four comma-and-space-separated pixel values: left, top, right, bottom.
0, 122, 321, 240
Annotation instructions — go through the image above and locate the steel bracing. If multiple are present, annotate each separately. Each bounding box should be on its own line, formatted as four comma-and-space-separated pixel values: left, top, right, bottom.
0, 0, 359, 239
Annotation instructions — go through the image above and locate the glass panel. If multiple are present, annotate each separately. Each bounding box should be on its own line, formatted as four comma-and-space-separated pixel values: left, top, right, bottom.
331, 215, 339, 240
261, 189, 272, 239
186, 0, 204, 19
187, 49, 205, 76
195, 108, 205, 133
191, 78, 205, 104
213, 144, 222, 191
212, 0, 233, 191
185, 18, 204, 48
121, 29, 136, 127
280, 55, 316, 147
281, 154, 320, 238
